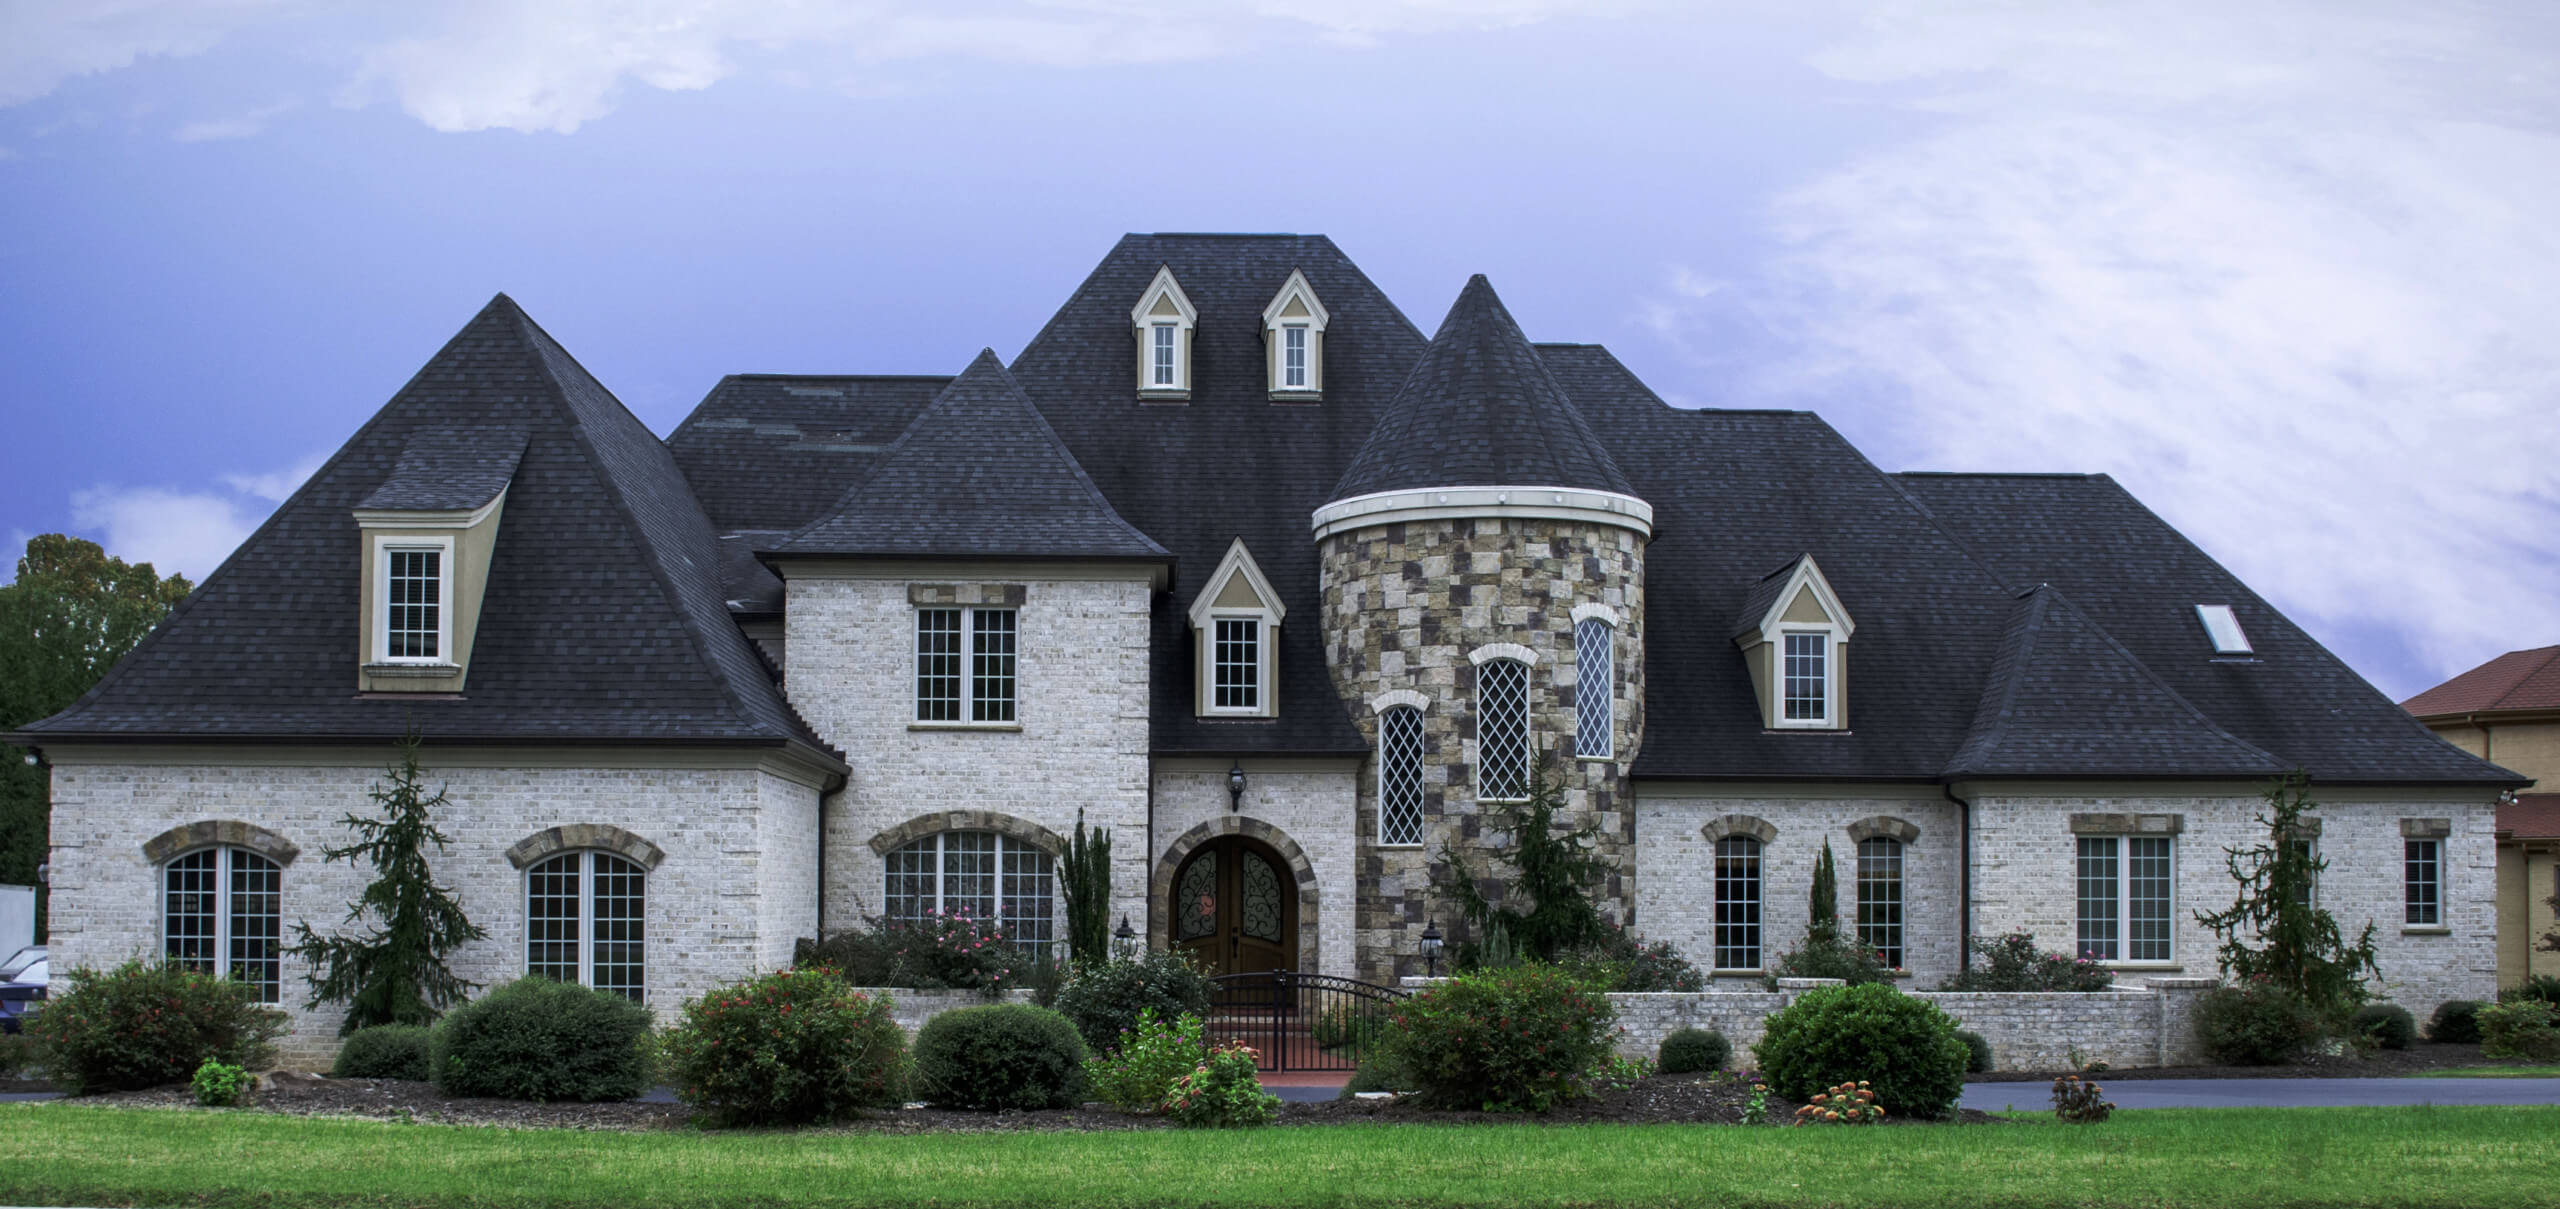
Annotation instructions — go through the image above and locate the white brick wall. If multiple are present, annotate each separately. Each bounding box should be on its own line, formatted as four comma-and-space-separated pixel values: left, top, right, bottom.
1152, 764, 1358, 977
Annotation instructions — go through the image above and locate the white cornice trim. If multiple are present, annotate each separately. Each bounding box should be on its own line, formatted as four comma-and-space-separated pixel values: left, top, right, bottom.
1370, 688, 1431, 715
353, 494, 506, 530
37, 744, 843, 789
1469, 642, 1541, 667
1260, 269, 1330, 331
1734, 554, 1856, 645
768, 558, 1171, 589
1312, 486, 1653, 542
1131, 265, 1198, 326
1187, 537, 1287, 629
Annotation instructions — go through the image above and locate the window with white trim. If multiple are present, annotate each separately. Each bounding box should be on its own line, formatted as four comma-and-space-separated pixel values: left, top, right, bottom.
526, 850, 646, 1001
164, 847, 282, 1003
1782, 632, 1828, 722
1262, 268, 1328, 395
2404, 838, 2441, 926
1574, 617, 1613, 758
883, 831, 1055, 950
373, 535, 455, 664
1151, 323, 1178, 387
1212, 618, 1260, 712
1856, 837, 1904, 969
1713, 837, 1762, 970
1133, 266, 1197, 395
1282, 325, 1309, 389
1476, 657, 1531, 801
1377, 705, 1425, 847
2077, 836, 2174, 962
917, 607, 1016, 723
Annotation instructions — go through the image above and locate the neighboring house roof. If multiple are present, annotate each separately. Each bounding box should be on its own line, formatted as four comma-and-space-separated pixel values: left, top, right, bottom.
2499, 793, 2560, 839
1330, 275, 1633, 502
13, 295, 841, 767
764, 350, 1169, 563
2403, 645, 2560, 718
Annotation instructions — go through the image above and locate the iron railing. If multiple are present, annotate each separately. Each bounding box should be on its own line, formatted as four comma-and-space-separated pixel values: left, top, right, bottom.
1203, 971, 1407, 1071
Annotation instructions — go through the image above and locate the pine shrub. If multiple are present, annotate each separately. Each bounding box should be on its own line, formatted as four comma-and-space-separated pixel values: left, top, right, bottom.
2194, 983, 2322, 1066
1753, 982, 1966, 1120
2353, 1004, 2416, 1051
1657, 1027, 1730, 1074
913, 1003, 1088, 1110
1383, 964, 1618, 1113
29, 959, 288, 1094
432, 977, 653, 1102
662, 967, 909, 1126
1050, 949, 1211, 1054
2427, 999, 2484, 1045
333, 1024, 434, 1081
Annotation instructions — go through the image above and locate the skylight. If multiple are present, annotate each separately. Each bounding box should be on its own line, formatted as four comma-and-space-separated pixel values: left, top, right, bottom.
2195, 604, 2252, 655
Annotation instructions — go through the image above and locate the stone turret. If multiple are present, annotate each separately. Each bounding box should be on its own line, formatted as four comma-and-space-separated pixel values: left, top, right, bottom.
1314, 275, 1652, 979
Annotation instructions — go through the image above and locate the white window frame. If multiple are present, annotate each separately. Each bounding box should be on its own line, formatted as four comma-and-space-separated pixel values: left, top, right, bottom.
2077, 835, 2177, 964
1281, 324, 1309, 389
915, 606, 1018, 725
1188, 538, 1284, 719
1777, 629, 1835, 727
882, 831, 1058, 951
1206, 614, 1264, 715
524, 849, 647, 1002
1713, 836, 1763, 971
1573, 614, 1615, 759
1261, 268, 1329, 396
372, 534, 455, 665
1151, 322, 1179, 387
1855, 836, 1904, 970
1132, 266, 1197, 396
2404, 837, 2443, 928
162, 846, 284, 1004
1470, 649, 1536, 803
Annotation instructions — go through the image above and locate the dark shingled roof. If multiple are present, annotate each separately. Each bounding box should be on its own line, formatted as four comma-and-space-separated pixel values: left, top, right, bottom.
1331, 275, 1633, 502
667, 374, 949, 534
2403, 645, 2560, 717
358, 426, 527, 511
1731, 558, 1806, 638
765, 350, 1168, 562
1945, 585, 2286, 779
15, 295, 840, 766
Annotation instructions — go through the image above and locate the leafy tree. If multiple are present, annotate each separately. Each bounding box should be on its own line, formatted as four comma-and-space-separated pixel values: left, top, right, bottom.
2194, 772, 2380, 1024
1059, 808, 1112, 964
0, 535, 194, 932
1439, 757, 1609, 965
287, 736, 487, 1033
1810, 839, 1839, 930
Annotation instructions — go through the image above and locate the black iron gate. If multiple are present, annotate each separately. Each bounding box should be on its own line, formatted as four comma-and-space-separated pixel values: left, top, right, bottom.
1204, 971, 1407, 1072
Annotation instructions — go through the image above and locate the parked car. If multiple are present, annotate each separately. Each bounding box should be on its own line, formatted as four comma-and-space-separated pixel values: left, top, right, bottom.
0, 945, 46, 1034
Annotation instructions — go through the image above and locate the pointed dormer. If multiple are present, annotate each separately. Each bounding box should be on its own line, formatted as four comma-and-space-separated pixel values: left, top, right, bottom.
1262, 269, 1330, 401
1188, 538, 1286, 717
1131, 265, 1198, 402
1732, 555, 1855, 730
1314, 274, 1649, 540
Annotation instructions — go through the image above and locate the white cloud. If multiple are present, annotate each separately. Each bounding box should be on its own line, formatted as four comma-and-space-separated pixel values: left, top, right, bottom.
65, 454, 323, 582
219, 452, 325, 502
171, 97, 298, 141
0, 0, 290, 108
0, 530, 28, 586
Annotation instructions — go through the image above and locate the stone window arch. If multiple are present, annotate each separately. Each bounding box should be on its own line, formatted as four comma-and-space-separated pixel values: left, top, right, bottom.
1700, 814, 1778, 845
159, 843, 284, 1004
869, 812, 1067, 951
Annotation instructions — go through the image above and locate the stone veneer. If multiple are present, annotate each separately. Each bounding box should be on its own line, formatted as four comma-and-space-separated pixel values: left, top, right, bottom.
1321, 517, 1645, 982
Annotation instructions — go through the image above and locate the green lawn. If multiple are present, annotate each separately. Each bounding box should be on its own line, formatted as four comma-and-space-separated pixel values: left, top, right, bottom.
3, 1103, 2556, 1208
2405, 1065, 2560, 1078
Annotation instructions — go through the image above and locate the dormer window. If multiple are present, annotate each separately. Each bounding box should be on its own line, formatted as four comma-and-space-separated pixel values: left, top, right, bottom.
353, 426, 522, 693
1733, 554, 1855, 731
1132, 266, 1197, 400
1190, 538, 1283, 718
1262, 269, 1329, 399
380, 539, 452, 662
1782, 632, 1829, 722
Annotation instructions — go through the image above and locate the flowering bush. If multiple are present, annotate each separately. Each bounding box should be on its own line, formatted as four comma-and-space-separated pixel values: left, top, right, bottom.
1941, 933, 2114, 992
793, 909, 1023, 997
1162, 1042, 1280, 1128
913, 1003, 1088, 1110
192, 1057, 250, 1107
1793, 1080, 1884, 1125
1605, 932, 1707, 993
661, 967, 909, 1126
28, 959, 288, 1095
1382, 964, 1618, 1113
1051, 949, 1211, 1054
1084, 1009, 1208, 1114
1754, 982, 1966, 1120
2052, 1074, 2114, 1123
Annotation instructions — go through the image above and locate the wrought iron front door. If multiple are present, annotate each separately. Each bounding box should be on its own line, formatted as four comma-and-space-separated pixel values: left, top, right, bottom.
1169, 836, 1295, 975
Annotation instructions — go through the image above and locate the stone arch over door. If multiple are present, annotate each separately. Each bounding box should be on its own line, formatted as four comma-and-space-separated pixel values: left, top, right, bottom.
1150, 816, 1320, 974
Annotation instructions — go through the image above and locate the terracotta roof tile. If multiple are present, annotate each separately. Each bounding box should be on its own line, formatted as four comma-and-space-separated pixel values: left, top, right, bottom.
2404, 646, 2560, 717
2499, 793, 2560, 838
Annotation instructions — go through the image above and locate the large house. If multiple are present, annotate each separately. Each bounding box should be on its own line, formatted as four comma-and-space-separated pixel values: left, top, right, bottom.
2404, 647, 2558, 985
12, 234, 2521, 1054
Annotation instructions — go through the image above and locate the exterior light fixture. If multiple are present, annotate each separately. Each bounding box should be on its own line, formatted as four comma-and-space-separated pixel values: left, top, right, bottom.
1227, 760, 1247, 812
1420, 918, 1443, 978
1114, 915, 1137, 959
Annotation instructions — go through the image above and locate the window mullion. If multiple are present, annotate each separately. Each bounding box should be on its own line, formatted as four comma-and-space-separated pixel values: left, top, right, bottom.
579, 852, 596, 988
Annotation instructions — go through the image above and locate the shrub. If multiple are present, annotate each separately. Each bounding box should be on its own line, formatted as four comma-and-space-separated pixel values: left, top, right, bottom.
2051, 1074, 2114, 1123
2194, 983, 2322, 1066
1309, 1002, 1387, 1054
2503, 974, 2560, 1006
2476, 999, 2560, 1062
1564, 920, 1705, 992
2195, 775, 2381, 1030
1084, 1009, 1207, 1114
913, 1003, 1088, 1111
1657, 1027, 1730, 1074
0, 1032, 31, 1078
432, 977, 653, 1102
1753, 982, 1966, 1120
1792, 1080, 1883, 1125
791, 911, 1021, 996
28, 959, 288, 1095
333, 1024, 434, 1081
1766, 922, 1894, 987
1383, 964, 1617, 1113
1956, 1029, 1995, 1073
1051, 949, 1211, 1055
660, 967, 909, 1126
2354, 1004, 2416, 1051
192, 1058, 250, 1107
2427, 999, 2484, 1045
1339, 1055, 1413, 1097
1942, 933, 2114, 992
1163, 1042, 1280, 1128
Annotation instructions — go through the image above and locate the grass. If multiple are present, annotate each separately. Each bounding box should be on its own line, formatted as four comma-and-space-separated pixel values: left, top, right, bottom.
3, 1103, 2558, 1207
2405, 1064, 2560, 1078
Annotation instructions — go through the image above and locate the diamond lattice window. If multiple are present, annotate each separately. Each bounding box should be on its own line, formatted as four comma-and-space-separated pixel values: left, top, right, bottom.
1574, 618, 1613, 758
1378, 705, 1425, 846
1476, 658, 1530, 801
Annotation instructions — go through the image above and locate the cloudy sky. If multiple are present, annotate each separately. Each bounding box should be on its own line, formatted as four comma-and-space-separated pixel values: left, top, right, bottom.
2, 1, 2552, 702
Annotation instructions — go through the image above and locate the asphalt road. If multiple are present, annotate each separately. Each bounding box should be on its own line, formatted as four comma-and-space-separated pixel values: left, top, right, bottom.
1962, 1076, 2560, 1111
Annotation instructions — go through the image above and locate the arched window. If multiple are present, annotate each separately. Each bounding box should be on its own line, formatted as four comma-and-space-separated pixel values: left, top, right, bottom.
1712, 836, 1762, 971
1574, 617, 1614, 759
1377, 705, 1425, 846
884, 831, 1055, 949
1476, 657, 1531, 801
527, 851, 647, 1002
164, 847, 282, 1003
1855, 837, 1904, 969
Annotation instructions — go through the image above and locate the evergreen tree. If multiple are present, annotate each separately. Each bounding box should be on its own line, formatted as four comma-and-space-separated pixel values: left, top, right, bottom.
287, 735, 487, 1033
2194, 772, 2380, 1021
1810, 840, 1840, 932
1439, 758, 1608, 963
1059, 808, 1113, 964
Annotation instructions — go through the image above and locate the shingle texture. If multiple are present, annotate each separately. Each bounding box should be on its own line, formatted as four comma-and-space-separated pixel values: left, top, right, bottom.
2403, 646, 2560, 717
1330, 275, 1633, 501
667, 374, 948, 534
764, 350, 1168, 562
17, 295, 838, 763
358, 427, 527, 511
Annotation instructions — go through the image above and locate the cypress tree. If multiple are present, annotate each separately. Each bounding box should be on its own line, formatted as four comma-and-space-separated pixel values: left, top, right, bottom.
1059, 808, 1113, 964
1810, 840, 1840, 933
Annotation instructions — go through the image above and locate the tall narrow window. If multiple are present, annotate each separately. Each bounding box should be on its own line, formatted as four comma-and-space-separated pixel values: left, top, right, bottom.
971, 609, 1016, 723
1212, 618, 1260, 711
2077, 836, 2174, 961
1713, 837, 1763, 970
1151, 323, 1178, 387
1574, 617, 1614, 758
385, 547, 442, 660
525, 851, 647, 1001
917, 607, 1017, 723
2289, 837, 2317, 909
1377, 705, 1425, 846
163, 847, 282, 1003
884, 831, 1055, 950
1282, 325, 1309, 389
1855, 837, 1904, 969
2404, 838, 2441, 926
1475, 658, 1530, 801
1782, 632, 1826, 721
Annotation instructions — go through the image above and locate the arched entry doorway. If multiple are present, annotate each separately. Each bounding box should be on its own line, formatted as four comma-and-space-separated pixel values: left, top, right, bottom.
1167, 835, 1298, 976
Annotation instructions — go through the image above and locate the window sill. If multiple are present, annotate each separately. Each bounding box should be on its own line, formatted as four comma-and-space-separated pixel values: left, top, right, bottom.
365, 661, 460, 679
1710, 969, 1765, 979
1575, 754, 1615, 763
1763, 726, 1852, 735
2401, 925, 2451, 935
1267, 390, 1323, 404
2096, 962, 2183, 972
1374, 843, 1425, 851
1137, 389, 1191, 404
1479, 796, 1531, 805
908, 722, 1022, 732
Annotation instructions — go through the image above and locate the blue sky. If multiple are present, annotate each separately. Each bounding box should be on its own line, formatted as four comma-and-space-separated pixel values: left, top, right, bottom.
2, 2, 2554, 702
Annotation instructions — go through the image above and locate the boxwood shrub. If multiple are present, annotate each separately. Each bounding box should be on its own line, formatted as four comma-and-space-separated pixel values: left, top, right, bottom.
1383, 964, 1618, 1113
2427, 999, 2484, 1045
2354, 1004, 2416, 1052
1753, 982, 1966, 1120
2194, 983, 2322, 1066
913, 1003, 1088, 1110
432, 977, 653, 1102
1657, 1027, 1730, 1075
29, 959, 288, 1095
1050, 950, 1211, 1054
333, 1024, 434, 1081
663, 967, 909, 1126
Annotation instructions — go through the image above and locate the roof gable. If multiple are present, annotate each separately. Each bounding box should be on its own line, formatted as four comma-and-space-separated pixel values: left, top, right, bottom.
2404, 645, 2560, 717
1189, 537, 1285, 629
1733, 555, 1857, 645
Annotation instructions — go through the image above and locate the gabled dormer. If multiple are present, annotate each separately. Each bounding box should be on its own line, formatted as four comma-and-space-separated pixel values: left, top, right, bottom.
1188, 538, 1284, 717
1261, 269, 1330, 400
1131, 265, 1197, 401
353, 427, 525, 693
1732, 554, 1855, 730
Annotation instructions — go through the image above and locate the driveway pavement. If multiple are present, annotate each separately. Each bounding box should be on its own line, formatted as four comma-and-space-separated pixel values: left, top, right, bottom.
1962, 1076, 2560, 1111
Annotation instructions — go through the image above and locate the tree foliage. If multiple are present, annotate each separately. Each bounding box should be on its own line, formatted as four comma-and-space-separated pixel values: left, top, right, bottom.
1810, 839, 1839, 930
286, 736, 488, 1033
1059, 808, 1113, 965
0, 535, 194, 927
1439, 758, 1609, 965
2194, 772, 2380, 1022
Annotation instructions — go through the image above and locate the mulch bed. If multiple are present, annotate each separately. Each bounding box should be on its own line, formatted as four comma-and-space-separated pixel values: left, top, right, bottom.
1967, 1041, 2511, 1082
